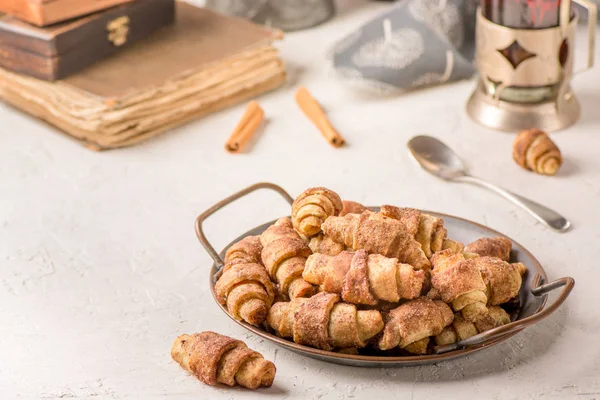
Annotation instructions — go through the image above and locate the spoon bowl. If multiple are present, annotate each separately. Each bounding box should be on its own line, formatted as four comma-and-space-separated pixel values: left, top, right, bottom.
408, 135, 466, 180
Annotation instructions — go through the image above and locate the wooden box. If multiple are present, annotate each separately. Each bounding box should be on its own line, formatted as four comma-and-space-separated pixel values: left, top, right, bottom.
0, 0, 175, 81
0, 0, 136, 27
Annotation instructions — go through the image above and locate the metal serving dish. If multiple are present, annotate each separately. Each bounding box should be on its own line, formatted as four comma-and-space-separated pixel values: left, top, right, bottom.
195, 183, 574, 367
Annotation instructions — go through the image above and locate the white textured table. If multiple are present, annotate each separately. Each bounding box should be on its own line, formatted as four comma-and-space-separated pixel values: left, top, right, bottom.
2, 2, 600, 399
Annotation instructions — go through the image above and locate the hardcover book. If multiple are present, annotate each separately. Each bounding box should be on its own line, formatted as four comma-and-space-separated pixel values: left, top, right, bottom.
0, 3, 286, 150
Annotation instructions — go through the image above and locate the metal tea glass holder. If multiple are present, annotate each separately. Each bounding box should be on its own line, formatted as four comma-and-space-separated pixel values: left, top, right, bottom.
467, 0, 597, 132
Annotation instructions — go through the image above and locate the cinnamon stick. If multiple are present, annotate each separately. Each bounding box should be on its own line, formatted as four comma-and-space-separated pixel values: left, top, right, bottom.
225, 101, 264, 153
295, 87, 346, 148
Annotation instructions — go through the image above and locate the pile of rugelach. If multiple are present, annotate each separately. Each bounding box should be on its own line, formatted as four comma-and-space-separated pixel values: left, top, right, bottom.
214, 187, 525, 355
172, 187, 526, 390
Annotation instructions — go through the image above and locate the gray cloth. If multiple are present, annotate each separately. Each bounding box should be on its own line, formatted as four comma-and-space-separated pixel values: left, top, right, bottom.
331, 0, 479, 94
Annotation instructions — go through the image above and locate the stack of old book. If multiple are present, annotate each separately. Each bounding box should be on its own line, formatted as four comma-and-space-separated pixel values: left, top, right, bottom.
0, 1, 285, 149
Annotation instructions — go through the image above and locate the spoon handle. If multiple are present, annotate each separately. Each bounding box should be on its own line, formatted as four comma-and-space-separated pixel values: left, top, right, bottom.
455, 175, 571, 232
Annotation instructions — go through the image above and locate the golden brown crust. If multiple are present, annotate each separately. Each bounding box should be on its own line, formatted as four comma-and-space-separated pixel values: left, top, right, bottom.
435, 307, 510, 345
415, 213, 447, 258
378, 297, 453, 350
379, 205, 421, 237
267, 294, 383, 350
267, 298, 307, 338
303, 251, 425, 305
260, 218, 314, 299
404, 337, 430, 355
224, 236, 263, 272
452, 313, 479, 341
488, 305, 511, 325
293, 292, 339, 351
431, 251, 486, 304
304, 251, 354, 294
354, 309, 384, 345
425, 287, 442, 300
513, 129, 543, 168
226, 284, 267, 325
171, 332, 275, 389
263, 240, 309, 276
340, 200, 368, 216
431, 226, 447, 256
171, 334, 202, 381
322, 211, 430, 270
216, 344, 258, 386
430, 250, 519, 332
219, 187, 529, 357
341, 250, 378, 306
276, 258, 311, 298
474, 257, 522, 305
434, 313, 478, 345
172, 332, 239, 386
396, 262, 426, 300
292, 187, 343, 237
430, 249, 463, 271
328, 303, 363, 348
465, 237, 512, 262
513, 128, 562, 175
214, 263, 274, 305
261, 234, 312, 277
308, 234, 346, 256
214, 262, 275, 325
442, 238, 465, 254
234, 357, 276, 389
434, 326, 458, 346
367, 254, 402, 302
512, 262, 527, 276
380, 207, 449, 258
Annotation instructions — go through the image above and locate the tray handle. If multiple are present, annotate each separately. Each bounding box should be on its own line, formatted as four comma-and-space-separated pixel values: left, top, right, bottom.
195, 182, 294, 269
434, 275, 575, 354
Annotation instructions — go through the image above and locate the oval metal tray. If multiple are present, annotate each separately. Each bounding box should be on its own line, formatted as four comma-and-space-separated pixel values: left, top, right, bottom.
195, 183, 574, 367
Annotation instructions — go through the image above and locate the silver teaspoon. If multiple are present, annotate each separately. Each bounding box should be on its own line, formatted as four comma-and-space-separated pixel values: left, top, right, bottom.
407, 135, 571, 233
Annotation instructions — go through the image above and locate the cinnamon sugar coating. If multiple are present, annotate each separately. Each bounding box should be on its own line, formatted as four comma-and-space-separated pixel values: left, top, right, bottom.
380, 206, 447, 258
379, 205, 421, 237
308, 233, 346, 256
322, 211, 430, 270
474, 257, 522, 305
340, 200, 368, 216
267, 292, 383, 350
441, 238, 465, 254
293, 292, 339, 350
341, 250, 378, 305
416, 214, 447, 258
224, 236, 263, 272
214, 262, 274, 325
434, 306, 511, 346
465, 237, 512, 261
211, 187, 529, 357
260, 218, 314, 299
303, 250, 425, 305
431, 250, 486, 305
171, 332, 276, 389
378, 297, 453, 351
430, 249, 521, 338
